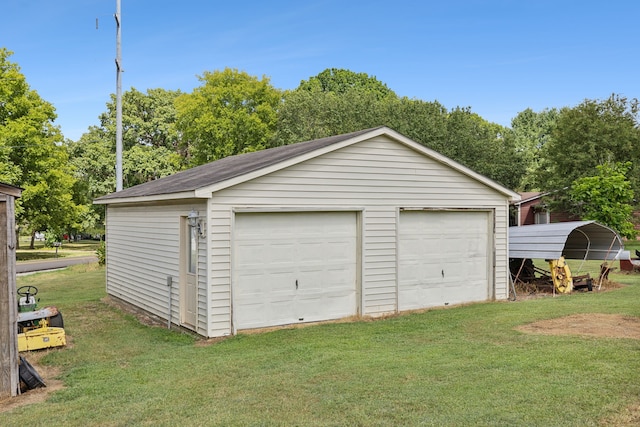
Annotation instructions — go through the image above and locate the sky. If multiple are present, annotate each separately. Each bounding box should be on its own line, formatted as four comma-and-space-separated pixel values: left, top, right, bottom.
4, 0, 639, 141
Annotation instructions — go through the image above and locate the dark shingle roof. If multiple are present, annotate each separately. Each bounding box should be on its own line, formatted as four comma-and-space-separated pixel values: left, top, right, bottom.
95, 127, 383, 201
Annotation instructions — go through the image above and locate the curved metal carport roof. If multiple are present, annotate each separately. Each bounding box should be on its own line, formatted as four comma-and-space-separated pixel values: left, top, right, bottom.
509, 221, 623, 260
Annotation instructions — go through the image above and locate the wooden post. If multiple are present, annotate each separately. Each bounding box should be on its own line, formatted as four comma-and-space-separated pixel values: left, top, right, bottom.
0, 184, 22, 398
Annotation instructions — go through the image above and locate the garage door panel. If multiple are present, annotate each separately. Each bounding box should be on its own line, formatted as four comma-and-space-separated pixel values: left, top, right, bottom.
271, 244, 296, 264
327, 243, 354, 261
325, 267, 354, 287
299, 242, 323, 261
233, 212, 357, 330
462, 258, 487, 277
239, 299, 295, 327
401, 283, 441, 308
269, 300, 296, 324
399, 211, 491, 311
235, 243, 267, 266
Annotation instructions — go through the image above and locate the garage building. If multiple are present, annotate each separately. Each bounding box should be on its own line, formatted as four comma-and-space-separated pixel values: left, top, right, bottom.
95, 127, 520, 337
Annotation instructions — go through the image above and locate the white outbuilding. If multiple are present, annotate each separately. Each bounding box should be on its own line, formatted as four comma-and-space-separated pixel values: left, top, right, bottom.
95, 127, 520, 337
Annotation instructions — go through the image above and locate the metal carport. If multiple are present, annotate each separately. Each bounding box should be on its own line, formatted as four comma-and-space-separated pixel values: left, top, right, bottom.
509, 221, 623, 261
508, 221, 624, 297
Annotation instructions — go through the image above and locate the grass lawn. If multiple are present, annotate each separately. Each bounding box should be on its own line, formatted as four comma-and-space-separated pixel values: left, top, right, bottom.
2, 263, 640, 426
16, 239, 100, 262
623, 239, 640, 255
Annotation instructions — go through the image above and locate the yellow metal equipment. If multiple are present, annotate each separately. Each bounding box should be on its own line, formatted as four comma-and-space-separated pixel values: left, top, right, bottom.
18, 324, 66, 352
16, 285, 66, 352
549, 256, 573, 293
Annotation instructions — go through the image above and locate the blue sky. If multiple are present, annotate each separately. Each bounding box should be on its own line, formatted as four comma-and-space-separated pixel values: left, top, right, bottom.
4, 0, 639, 141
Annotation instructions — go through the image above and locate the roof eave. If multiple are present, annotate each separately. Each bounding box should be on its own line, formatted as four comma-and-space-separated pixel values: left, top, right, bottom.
94, 190, 204, 205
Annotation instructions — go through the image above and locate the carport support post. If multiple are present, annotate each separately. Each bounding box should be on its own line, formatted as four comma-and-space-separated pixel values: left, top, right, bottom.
0, 193, 20, 397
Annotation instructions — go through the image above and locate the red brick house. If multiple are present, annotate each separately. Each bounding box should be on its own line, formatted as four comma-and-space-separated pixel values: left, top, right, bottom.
511, 191, 579, 226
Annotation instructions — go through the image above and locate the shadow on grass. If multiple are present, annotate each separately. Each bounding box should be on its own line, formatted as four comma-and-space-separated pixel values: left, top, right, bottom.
17, 252, 72, 261
16, 241, 100, 261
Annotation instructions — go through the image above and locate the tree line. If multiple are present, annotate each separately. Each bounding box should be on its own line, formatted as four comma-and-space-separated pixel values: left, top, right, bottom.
1, 48, 638, 244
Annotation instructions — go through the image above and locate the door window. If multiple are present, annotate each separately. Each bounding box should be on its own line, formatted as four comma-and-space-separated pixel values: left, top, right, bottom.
188, 225, 197, 274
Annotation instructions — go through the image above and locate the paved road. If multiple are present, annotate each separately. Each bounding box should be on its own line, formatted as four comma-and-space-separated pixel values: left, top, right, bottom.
16, 256, 98, 274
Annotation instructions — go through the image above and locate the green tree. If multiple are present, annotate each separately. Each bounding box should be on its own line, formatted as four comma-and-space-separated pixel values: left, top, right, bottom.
68, 127, 115, 201
509, 108, 559, 190
277, 69, 448, 147
67, 127, 115, 234
275, 68, 404, 145
100, 87, 184, 152
441, 108, 524, 189
70, 87, 186, 232
296, 68, 397, 100
123, 145, 182, 187
569, 162, 636, 239
380, 97, 449, 149
275, 88, 386, 145
0, 48, 82, 247
538, 94, 640, 196
176, 68, 282, 165
277, 69, 522, 188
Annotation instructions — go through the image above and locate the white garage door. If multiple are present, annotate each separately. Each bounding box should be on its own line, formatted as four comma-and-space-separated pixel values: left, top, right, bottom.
233, 212, 358, 330
398, 210, 491, 311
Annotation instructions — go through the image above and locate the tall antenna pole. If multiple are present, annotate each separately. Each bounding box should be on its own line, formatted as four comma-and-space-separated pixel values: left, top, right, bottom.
115, 0, 123, 191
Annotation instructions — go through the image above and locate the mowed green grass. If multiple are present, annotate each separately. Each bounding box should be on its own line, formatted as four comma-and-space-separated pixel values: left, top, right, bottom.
623, 239, 640, 257
2, 263, 640, 426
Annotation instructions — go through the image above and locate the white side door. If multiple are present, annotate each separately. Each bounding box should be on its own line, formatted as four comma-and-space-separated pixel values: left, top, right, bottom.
180, 218, 198, 328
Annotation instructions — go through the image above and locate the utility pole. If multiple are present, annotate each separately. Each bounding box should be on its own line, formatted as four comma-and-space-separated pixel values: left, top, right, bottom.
115, 0, 123, 191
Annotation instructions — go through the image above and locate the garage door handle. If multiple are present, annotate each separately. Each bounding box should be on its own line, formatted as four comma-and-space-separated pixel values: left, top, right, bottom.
441, 270, 444, 278
295, 279, 298, 290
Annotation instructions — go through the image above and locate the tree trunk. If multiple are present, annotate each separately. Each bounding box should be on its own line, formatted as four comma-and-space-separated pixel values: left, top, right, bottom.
30, 230, 35, 250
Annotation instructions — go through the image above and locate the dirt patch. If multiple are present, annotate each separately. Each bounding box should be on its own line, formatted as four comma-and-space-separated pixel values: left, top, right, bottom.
516, 313, 640, 339
513, 278, 623, 300
601, 401, 640, 426
103, 295, 169, 328
518, 311, 640, 424
0, 352, 64, 414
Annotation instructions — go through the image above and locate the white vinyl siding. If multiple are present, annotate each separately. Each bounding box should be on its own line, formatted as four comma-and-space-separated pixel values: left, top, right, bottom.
105, 202, 208, 335
207, 204, 233, 337
205, 136, 509, 336
105, 134, 511, 338
494, 202, 509, 299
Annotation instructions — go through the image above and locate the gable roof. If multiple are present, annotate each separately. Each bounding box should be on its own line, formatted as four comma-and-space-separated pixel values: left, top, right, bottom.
513, 191, 547, 205
95, 126, 520, 204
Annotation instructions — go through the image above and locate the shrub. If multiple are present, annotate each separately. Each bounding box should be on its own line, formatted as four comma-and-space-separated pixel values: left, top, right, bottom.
44, 228, 63, 248
96, 241, 106, 265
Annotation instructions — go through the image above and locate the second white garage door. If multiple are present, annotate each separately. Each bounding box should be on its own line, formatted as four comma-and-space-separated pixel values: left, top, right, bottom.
398, 210, 491, 311
232, 212, 358, 330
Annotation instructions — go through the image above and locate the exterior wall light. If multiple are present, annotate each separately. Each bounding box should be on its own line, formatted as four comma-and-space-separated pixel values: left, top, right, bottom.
187, 209, 206, 238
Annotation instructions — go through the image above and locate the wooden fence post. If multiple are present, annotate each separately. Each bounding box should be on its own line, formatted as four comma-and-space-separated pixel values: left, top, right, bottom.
0, 184, 21, 398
